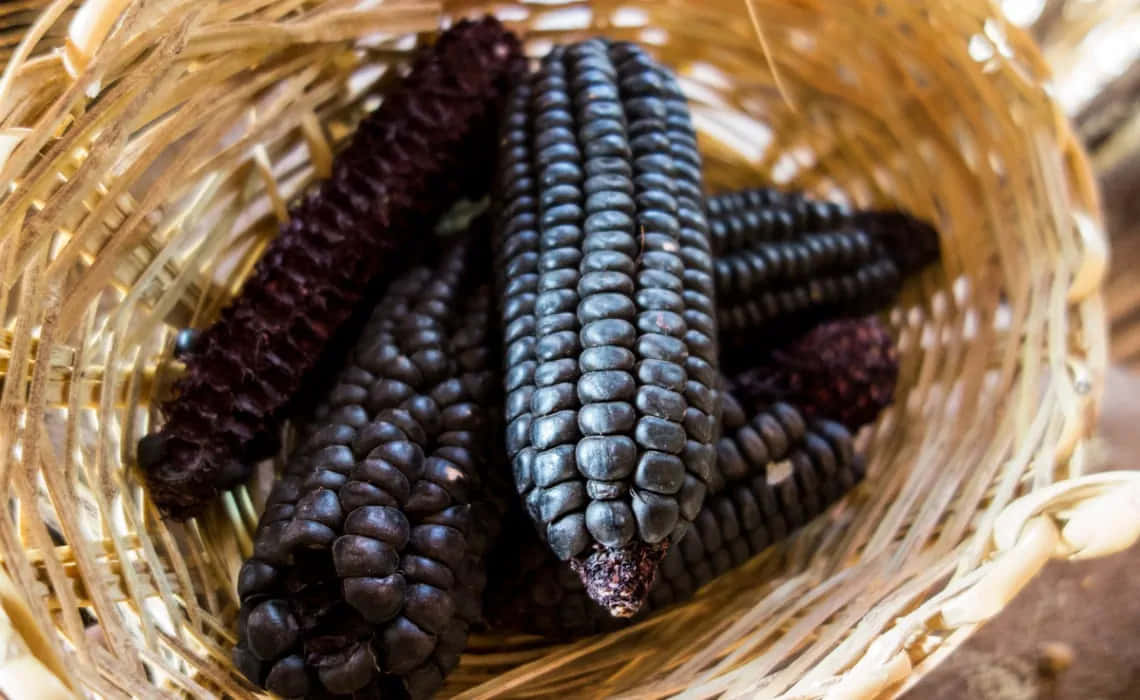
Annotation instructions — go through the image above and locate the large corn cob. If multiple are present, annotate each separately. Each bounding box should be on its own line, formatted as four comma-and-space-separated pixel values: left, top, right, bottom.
730, 316, 899, 431
234, 231, 501, 699
494, 39, 721, 618
485, 393, 863, 639
139, 18, 524, 520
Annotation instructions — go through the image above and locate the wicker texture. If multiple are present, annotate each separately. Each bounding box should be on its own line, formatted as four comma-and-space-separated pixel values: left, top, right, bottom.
0, 0, 1134, 698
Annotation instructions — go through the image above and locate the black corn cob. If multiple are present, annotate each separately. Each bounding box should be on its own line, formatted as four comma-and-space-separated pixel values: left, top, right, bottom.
729, 316, 899, 432
704, 387, 804, 495
704, 188, 941, 277
494, 39, 721, 618
485, 395, 863, 639
232, 263, 437, 697
712, 229, 879, 304
234, 232, 502, 699
716, 256, 900, 352
139, 18, 525, 520
230, 280, 429, 695
705, 188, 852, 255
853, 209, 941, 277
704, 189, 940, 354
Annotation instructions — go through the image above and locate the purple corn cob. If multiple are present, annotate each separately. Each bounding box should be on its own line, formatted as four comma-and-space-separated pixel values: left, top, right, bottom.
234, 230, 503, 698
139, 17, 525, 519
729, 316, 899, 432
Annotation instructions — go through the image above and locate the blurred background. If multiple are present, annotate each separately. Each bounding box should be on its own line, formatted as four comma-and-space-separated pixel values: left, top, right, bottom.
906, 1, 1140, 698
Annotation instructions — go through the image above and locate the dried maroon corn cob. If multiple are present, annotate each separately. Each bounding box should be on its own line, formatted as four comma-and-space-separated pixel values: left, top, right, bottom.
494, 39, 721, 618
234, 234, 502, 699
139, 18, 525, 520
485, 397, 863, 639
729, 316, 899, 432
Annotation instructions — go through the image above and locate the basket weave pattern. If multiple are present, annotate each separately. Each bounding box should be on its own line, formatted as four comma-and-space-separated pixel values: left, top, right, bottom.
0, 0, 1136, 697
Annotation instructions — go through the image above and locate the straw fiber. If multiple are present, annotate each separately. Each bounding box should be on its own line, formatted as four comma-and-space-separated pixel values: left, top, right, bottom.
0, 0, 1136, 698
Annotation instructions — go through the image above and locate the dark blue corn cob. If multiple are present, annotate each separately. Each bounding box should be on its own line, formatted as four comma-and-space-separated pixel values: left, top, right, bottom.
705, 188, 852, 255
234, 231, 500, 699
704, 188, 940, 278
494, 39, 721, 617
139, 18, 525, 520
485, 392, 863, 639
712, 229, 879, 304
704, 189, 940, 355
716, 256, 901, 358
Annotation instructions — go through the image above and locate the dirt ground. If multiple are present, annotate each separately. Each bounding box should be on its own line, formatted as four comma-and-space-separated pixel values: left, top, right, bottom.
904, 547, 1140, 699
903, 369, 1140, 699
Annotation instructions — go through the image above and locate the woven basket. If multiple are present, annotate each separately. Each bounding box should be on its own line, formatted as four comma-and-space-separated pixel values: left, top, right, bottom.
1, 0, 1138, 697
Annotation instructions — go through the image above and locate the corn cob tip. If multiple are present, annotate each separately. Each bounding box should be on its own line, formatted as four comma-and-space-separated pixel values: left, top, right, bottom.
853, 210, 941, 275
571, 540, 670, 617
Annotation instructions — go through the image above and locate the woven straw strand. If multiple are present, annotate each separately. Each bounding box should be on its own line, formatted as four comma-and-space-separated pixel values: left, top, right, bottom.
0, 0, 1131, 698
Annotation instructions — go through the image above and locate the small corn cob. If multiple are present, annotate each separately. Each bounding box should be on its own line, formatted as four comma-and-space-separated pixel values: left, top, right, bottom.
705, 189, 939, 353
705, 188, 851, 255
704, 188, 941, 277
717, 256, 900, 343
139, 18, 524, 520
485, 395, 862, 639
230, 275, 442, 696
705, 387, 803, 494
234, 232, 501, 699
712, 229, 879, 304
494, 39, 721, 618
729, 316, 899, 431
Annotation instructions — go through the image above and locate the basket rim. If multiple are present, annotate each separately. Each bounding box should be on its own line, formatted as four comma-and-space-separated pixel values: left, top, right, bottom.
0, 0, 1134, 698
